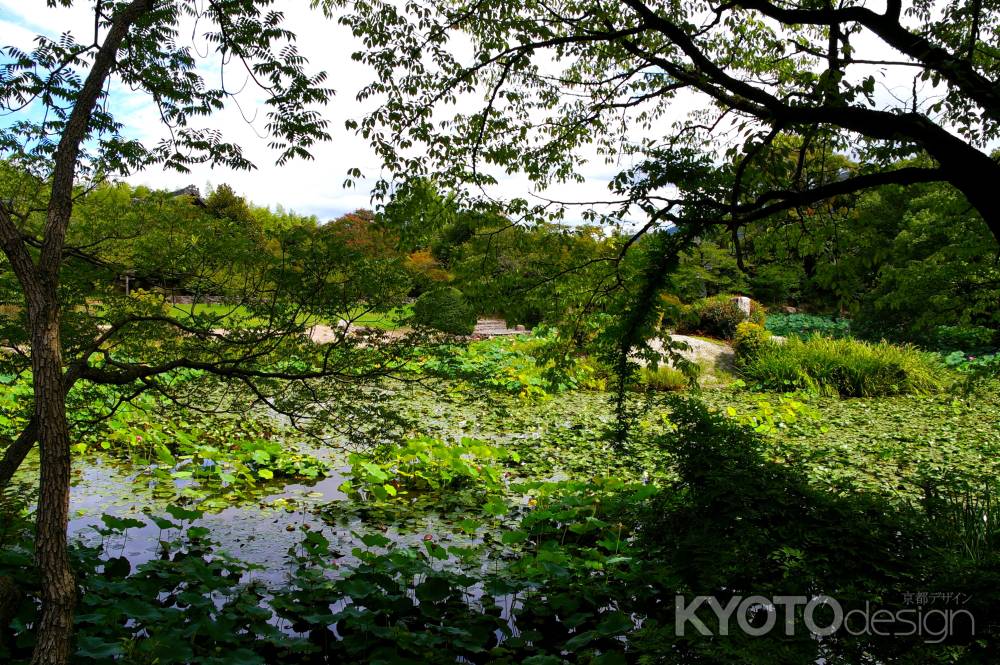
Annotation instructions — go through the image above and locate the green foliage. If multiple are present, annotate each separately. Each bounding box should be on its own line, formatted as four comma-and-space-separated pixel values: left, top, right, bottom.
721, 393, 822, 435
667, 238, 749, 302
0, 518, 304, 664
764, 312, 852, 339
943, 351, 1000, 374
747, 299, 766, 326
86, 414, 325, 504
340, 435, 517, 503
942, 351, 1000, 393
638, 364, 692, 392
685, 296, 745, 339
1, 2, 332, 175
739, 335, 950, 397
0, 373, 32, 441
851, 183, 1000, 342
412, 286, 477, 335
6, 393, 999, 663
0, 175, 417, 475
928, 324, 997, 352
748, 263, 804, 305
378, 177, 460, 252
631, 397, 999, 663
732, 321, 773, 365
0, 374, 335, 507
444, 217, 622, 329
676, 295, 763, 340
414, 331, 608, 397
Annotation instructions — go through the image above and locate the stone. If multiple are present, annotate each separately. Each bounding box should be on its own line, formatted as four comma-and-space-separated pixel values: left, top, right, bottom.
731, 295, 752, 318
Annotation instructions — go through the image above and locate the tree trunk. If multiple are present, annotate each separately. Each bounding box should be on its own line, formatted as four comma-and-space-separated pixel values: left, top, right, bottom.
28, 304, 75, 665
0, 418, 38, 490
0, 5, 157, 662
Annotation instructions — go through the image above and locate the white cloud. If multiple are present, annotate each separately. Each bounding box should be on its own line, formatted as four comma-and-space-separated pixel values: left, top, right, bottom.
0, 18, 39, 49
1, 0, 643, 223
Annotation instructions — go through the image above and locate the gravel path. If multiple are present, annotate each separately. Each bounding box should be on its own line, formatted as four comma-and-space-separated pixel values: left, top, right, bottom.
306, 318, 526, 344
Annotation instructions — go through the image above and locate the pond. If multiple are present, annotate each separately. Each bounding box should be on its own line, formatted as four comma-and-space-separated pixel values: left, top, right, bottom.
10, 384, 639, 583
4, 382, 999, 663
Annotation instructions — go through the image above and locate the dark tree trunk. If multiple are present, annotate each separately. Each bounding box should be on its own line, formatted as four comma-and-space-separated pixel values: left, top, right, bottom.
28, 302, 75, 665
0, 4, 160, 663
0, 419, 38, 489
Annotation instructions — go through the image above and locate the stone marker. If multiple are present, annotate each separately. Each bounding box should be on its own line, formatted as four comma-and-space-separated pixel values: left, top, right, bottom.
731, 295, 752, 318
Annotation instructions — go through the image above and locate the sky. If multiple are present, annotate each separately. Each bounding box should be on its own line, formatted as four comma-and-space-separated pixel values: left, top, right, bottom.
0, 0, 631, 223
0, 1, 951, 224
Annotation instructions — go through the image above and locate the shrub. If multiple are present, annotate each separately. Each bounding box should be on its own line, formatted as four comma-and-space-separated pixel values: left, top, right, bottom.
639, 364, 694, 391
765, 312, 851, 339
929, 324, 997, 352
676, 294, 764, 340
732, 321, 773, 366
747, 299, 766, 326
412, 286, 477, 335
655, 293, 687, 331
739, 335, 949, 397
695, 297, 744, 339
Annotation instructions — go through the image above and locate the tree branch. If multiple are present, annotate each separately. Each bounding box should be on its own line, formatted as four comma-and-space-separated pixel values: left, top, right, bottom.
731, 0, 1000, 118
40, 0, 158, 286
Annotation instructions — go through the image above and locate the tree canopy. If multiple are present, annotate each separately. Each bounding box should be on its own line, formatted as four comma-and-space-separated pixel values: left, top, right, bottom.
325, 0, 1000, 242
0, 3, 368, 662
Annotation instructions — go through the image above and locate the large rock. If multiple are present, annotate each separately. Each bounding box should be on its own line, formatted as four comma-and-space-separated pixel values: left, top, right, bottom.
643, 335, 736, 387
731, 295, 752, 318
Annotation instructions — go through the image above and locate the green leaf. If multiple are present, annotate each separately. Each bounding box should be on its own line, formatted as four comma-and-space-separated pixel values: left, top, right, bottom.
501, 530, 528, 544
597, 611, 634, 636
76, 636, 124, 659
563, 629, 596, 650
149, 514, 180, 530
360, 532, 391, 548
165, 505, 203, 522
100, 514, 145, 531
415, 575, 454, 603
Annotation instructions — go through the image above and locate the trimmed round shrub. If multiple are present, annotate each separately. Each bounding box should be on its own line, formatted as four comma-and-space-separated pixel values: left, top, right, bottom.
412, 287, 477, 335
733, 321, 773, 366
674, 295, 766, 340
675, 296, 741, 339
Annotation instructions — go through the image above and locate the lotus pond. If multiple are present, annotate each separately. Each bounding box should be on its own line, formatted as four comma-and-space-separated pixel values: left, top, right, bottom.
3, 370, 1000, 663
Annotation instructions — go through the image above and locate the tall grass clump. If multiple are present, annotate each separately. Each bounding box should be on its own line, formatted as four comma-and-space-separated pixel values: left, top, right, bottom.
739, 335, 949, 397
639, 364, 695, 391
